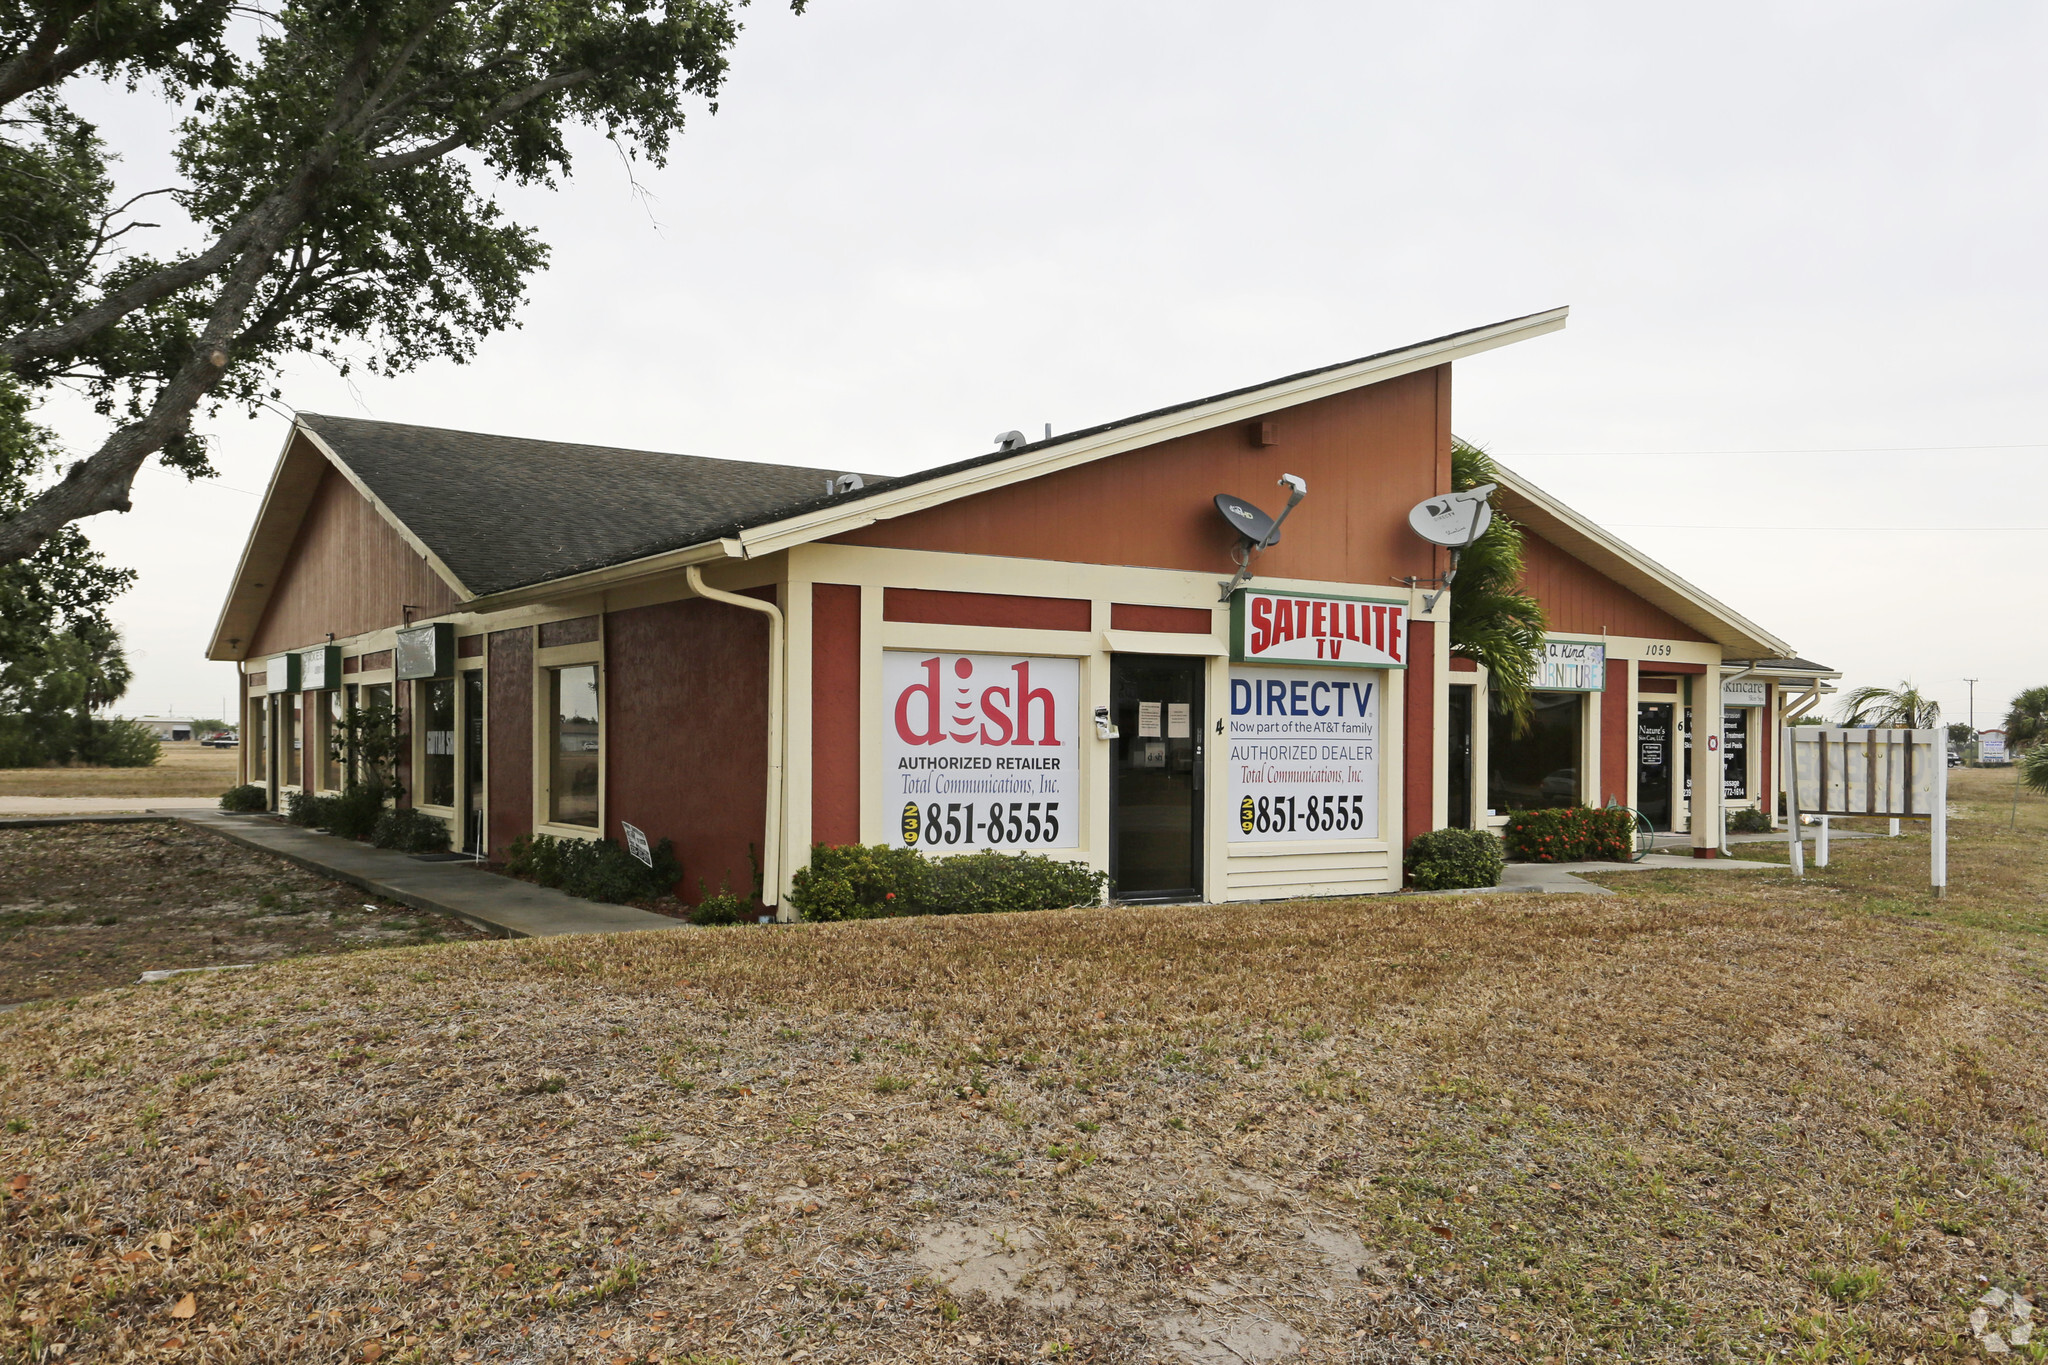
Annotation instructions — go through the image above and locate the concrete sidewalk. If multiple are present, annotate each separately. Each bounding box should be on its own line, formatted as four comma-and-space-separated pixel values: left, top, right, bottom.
180, 811, 688, 939
1414, 849, 1788, 898
0, 796, 220, 816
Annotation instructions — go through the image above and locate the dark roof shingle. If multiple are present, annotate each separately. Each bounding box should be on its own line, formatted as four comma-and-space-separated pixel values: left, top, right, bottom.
298, 414, 865, 597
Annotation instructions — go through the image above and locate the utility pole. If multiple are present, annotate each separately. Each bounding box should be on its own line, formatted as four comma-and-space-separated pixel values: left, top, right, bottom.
1964, 677, 1978, 763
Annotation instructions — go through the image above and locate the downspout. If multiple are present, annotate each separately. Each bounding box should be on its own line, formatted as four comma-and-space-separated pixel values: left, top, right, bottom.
685, 565, 787, 921
1716, 662, 1758, 856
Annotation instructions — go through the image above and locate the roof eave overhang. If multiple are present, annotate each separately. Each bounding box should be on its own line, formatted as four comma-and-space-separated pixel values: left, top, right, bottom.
728, 307, 1570, 559
453, 538, 746, 616
1490, 464, 1797, 660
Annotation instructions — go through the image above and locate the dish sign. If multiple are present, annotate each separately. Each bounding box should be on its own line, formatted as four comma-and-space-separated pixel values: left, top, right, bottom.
1535, 641, 1605, 691
883, 652, 1080, 851
1229, 589, 1407, 670
1227, 666, 1380, 840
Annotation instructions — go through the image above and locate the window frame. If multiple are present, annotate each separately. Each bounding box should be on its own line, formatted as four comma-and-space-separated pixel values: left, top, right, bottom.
534, 638, 604, 839
414, 676, 460, 813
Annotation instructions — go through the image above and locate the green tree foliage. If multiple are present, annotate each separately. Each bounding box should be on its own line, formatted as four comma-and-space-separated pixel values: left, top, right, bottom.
2003, 686, 2048, 752
0, 0, 802, 564
2020, 743, 2048, 797
1448, 439, 1546, 735
0, 369, 148, 764
1836, 682, 1940, 729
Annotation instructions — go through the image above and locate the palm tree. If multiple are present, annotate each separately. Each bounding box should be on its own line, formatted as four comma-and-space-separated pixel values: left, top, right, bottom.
1835, 682, 1940, 729
1448, 439, 1546, 735
2003, 686, 2048, 751
2021, 743, 2048, 796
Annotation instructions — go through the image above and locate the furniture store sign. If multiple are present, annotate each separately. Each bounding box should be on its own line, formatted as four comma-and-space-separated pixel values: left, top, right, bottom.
1535, 640, 1605, 691
1226, 666, 1380, 841
1230, 589, 1408, 668
883, 651, 1080, 851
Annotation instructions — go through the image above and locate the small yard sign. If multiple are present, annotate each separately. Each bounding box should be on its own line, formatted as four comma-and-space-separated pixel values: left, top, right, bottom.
620, 821, 653, 869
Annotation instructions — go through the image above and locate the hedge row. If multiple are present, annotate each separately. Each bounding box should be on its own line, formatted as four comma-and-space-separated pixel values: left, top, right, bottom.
787, 843, 1107, 921
1499, 805, 1637, 862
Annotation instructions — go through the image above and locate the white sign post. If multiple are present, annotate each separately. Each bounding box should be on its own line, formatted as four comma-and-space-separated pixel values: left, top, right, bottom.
882, 652, 1081, 851
1226, 667, 1381, 840
1789, 727, 1947, 894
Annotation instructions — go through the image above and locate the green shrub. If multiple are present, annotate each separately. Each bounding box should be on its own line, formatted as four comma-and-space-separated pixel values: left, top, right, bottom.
787, 842, 1106, 921
77, 717, 162, 767
371, 806, 452, 853
1726, 806, 1772, 834
285, 789, 336, 828
692, 881, 753, 926
324, 783, 388, 841
786, 842, 930, 921
922, 850, 1107, 915
1500, 805, 1636, 862
1404, 827, 1504, 890
219, 784, 267, 813
505, 832, 681, 904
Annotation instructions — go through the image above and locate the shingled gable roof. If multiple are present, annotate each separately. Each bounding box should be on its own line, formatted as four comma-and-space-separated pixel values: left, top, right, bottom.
294, 415, 867, 598
210, 308, 1573, 659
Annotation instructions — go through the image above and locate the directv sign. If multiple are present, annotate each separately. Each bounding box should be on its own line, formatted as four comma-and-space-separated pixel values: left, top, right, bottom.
1230, 589, 1407, 669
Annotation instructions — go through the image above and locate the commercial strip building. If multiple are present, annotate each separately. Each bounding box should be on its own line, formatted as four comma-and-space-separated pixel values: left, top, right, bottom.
207, 307, 1838, 912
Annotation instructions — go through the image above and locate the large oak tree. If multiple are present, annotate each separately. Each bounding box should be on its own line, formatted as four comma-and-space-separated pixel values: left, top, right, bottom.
0, 0, 796, 564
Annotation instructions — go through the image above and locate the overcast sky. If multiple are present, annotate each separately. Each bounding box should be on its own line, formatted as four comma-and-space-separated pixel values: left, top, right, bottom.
46, 1, 2048, 731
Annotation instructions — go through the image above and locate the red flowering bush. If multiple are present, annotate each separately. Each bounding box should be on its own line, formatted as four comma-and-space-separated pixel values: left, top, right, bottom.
1500, 806, 1636, 862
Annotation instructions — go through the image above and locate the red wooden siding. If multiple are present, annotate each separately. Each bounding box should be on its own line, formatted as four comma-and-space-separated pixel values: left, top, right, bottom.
538, 615, 599, 649
834, 367, 1453, 589
1517, 533, 1709, 642
248, 460, 461, 656
1600, 659, 1633, 807
883, 588, 1090, 631
1110, 603, 1213, 634
811, 584, 862, 846
487, 627, 533, 857
604, 598, 769, 906
1403, 620, 1435, 859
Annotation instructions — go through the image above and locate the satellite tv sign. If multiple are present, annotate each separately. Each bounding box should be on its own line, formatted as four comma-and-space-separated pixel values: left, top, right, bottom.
1230, 589, 1408, 669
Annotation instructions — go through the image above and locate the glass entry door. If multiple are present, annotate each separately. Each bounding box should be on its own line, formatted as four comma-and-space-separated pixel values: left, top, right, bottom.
1637, 702, 1675, 831
1110, 655, 1203, 901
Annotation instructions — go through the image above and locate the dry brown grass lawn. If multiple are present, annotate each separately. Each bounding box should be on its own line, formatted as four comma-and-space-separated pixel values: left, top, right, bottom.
2, 787, 2045, 1364
0, 743, 239, 799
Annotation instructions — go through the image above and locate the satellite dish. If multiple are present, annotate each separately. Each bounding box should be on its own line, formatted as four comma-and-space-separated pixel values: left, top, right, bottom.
993, 430, 1028, 451
1407, 483, 1496, 548
1215, 493, 1281, 548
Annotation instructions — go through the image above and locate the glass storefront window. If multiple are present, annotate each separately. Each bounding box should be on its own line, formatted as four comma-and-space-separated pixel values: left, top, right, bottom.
421, 678, 456, 807
1487, 690, 1584, 812
249, 698, 267, 785
284, 697, 302, 787
1722, 707, 1749, 799
550, 664, 600, 827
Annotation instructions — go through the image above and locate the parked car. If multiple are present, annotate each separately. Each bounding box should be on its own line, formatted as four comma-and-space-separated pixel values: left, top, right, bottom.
201, 731, 239, 748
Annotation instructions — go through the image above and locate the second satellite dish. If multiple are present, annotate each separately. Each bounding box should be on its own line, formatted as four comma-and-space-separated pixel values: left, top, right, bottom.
1214, 493, 1281, 547
1407, 483, 1497, 548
